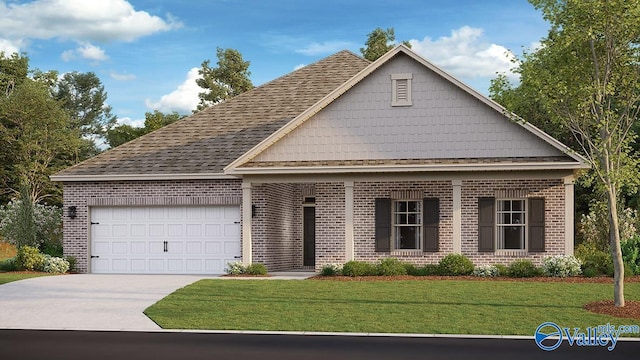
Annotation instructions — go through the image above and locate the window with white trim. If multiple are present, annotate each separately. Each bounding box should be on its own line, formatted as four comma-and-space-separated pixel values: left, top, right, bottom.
393, 200, 421, 249
496, 199, 526, 250
391, 73, 413, 106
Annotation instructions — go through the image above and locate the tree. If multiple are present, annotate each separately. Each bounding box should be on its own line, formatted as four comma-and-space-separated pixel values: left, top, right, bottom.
0, 79, 79, 203
105, 110, 183, 148
0, 52, 28, 97
53, 71, 117, 161
360, 27, 412, 61
195, 48, 253, 111
521, 0, 640, 307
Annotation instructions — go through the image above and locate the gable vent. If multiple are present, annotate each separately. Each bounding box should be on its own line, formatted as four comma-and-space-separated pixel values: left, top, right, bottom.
391, 73, 412, 107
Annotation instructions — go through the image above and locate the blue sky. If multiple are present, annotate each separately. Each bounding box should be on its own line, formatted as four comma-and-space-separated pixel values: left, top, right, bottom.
0, 0, 549, 127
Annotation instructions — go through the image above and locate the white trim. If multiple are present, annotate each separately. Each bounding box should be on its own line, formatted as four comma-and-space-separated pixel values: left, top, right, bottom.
344, 181, 355, 262
241, 182, 253, 265
496, 198, 528, 251
564, 176, 575, 256
452, 180, 462, 254
50, 173, 238, 182
227, 162, 588, 176
391, 73, 413, 107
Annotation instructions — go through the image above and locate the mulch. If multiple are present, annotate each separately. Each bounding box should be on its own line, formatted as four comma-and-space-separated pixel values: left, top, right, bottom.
310, 275, 640, 320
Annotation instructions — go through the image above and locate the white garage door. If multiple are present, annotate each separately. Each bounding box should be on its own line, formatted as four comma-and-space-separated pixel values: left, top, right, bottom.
90, 206, 241, 274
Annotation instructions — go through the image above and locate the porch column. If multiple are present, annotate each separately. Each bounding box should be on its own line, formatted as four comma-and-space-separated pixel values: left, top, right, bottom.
564, 176, 575, 256
242, 181, 252, 265
452, 179, 462, 254
345, 181, 355, 261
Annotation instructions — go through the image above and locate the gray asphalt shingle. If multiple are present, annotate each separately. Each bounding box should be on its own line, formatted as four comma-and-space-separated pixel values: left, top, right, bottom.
55, 50, 370, 177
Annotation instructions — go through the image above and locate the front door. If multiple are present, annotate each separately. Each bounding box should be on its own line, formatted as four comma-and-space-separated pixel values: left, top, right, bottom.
303, 206, 316, 267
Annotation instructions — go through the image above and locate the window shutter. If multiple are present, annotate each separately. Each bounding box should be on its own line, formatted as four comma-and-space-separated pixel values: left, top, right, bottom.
423, 198, 439, 252
375, 198, 391, 252
528, 198, 545, 252
478, 198, 495, 252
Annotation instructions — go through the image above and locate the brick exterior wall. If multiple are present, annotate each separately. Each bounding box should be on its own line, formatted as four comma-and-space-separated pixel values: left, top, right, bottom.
461, 179, 565, 265
63, 177, 567, 273
315, 183, 346, 265
62, 179, 242, 273
251, 183, 302, 271
352, 181, 453, 266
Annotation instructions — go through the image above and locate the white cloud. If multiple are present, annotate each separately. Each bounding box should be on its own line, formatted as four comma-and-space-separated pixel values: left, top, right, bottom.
0, 0, 181, 53
294, 64, 306, 71
145, 67, 200, 114
296, 40, 355, 56
61, 42, 108, 62
110, 71, 136, 81
409, 26, 519, 80
0, 38, 22, 54
116, 116, 145, 128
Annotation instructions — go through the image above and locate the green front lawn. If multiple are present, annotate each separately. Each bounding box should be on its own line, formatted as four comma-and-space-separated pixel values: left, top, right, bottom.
145, 279, 640, 335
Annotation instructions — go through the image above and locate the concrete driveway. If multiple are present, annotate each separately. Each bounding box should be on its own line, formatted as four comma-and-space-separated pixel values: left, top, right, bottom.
0, 274, 212, 331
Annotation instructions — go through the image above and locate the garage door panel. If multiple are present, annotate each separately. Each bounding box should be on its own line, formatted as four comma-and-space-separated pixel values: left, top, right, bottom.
131, 259, 145, 272
112, 241, 128, 254
130, 241, 146, 254
91, 205, 241, 274
112, 259, 128, 272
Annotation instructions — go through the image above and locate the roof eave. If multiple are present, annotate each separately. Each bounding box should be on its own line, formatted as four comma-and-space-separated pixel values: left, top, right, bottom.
225, 162, 590, 175
50, 173, 239, 182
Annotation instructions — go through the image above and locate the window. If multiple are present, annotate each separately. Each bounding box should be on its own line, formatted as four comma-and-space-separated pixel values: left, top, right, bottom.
496, 199, 526, 250
393, 200, 422, 249
391, 73, 413, 106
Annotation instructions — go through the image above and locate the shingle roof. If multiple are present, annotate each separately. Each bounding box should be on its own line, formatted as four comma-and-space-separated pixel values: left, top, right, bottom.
54, 50, 370, 178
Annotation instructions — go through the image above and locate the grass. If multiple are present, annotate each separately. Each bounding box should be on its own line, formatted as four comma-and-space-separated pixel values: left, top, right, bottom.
145, 279, 640, 335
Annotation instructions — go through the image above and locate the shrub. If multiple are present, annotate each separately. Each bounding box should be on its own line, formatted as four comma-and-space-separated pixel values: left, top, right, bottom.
473, 264, 499, 277
623, 263, 634, 278
438, 254, 474, 276
225, 261, 245, 275
582, 266, 598, 278
575, 242, 613, 276
421, 264, 441, 275
64, 256, 77, 272
542, 255, 582, 277
320, 263, 343, 276
16, 245, 45, 271
0, 257, 17, 272
245, 263, 268, 275
42, 255, 70, 274
507, 259, 541, 278
493, 264, 509, 276
341, 260, 376, 277
377, 258, 408, 276
577, 203, 638, 252
0, 196, 62, 250
403, 263, 418, 275
621, 236, 640, 275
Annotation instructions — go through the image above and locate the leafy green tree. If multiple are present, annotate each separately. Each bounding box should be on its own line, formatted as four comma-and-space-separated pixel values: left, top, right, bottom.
0, 79, 79, 203
360, 27, 411, 61
0, 52, 28, 96
105, 111, 183, 148
520, 0, 640, 307
53, 71, 117, 160
195, 48, 253, 111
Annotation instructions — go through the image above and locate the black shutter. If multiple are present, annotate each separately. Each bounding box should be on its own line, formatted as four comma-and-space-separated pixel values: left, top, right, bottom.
375, 198, 391, 252
528, 198, 545, 252
423, 198, 439, 252
478, 198, 495, 252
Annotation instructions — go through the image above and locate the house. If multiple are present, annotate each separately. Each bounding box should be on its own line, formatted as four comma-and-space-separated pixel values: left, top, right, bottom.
51, 45, 589, 274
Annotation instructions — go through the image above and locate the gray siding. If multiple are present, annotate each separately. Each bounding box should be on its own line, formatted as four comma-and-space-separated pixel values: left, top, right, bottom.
253, 53, 564, 163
